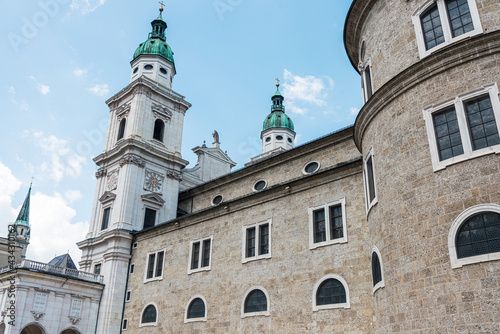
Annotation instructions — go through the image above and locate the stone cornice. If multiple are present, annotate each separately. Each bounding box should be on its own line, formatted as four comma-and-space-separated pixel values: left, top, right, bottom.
77, 229, 133, 249
136, 157, 363, 242
105, 76, 191, 112
354, 31, 500, 150
93, 138, 189, 169
179, 126, 354, 199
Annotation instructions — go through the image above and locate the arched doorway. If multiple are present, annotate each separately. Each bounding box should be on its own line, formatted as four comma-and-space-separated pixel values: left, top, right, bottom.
60, 328, 81, 334
20, 323, 45, 334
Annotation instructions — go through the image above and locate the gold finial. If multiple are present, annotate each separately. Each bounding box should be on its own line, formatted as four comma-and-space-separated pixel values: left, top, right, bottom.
275, 77, 280, 88
30, 176, 34, 185
159, 1, 165, 12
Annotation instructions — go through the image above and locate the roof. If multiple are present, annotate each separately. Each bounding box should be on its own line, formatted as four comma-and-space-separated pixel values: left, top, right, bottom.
133, 11, 175, 64
48, 254, 78, 270
14, 184, 31, 228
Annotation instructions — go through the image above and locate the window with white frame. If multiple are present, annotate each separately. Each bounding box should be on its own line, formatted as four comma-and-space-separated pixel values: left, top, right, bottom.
242, 220, 271, 263
33, 292, 47, 312
448, 204, 500, 268
184, 295, 208, 323
69, 298, 83, 317
188, 236, 213, 274
371, 246, 385, 293
126, 290, 131, 302
361, 60, 373, 103
144, 249, 165, 282
363, 149, 378, 213
130, 263, 135, 274
101, 207, 110, 230
94, 263, 102, 275
140, 303, 158, 326
122, 318, 128, 330
412, 0, 483, 58
312, 275, 350, 311
424, 83, 500, 171
241, 286, 270, 318
308, 198, 347, 250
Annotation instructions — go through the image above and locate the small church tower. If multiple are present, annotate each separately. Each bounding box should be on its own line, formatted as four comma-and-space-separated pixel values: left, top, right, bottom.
261, 81, 295, 154
11, 184, 31, 259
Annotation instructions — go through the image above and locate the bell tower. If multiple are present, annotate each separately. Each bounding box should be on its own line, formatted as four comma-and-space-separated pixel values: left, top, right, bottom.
10, 184, 31, 260
77, 6, 191, 333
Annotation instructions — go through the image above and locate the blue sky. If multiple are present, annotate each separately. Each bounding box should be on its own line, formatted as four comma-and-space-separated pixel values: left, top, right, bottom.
0, 0, 361, 265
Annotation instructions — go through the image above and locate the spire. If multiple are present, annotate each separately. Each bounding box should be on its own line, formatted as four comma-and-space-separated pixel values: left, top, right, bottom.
15, 184, 31, 229
150, 3, 168, 41
271, 78, 285, 112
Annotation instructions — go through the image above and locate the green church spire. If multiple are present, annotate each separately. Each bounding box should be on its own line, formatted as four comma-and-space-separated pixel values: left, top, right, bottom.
13, 183, 31, 240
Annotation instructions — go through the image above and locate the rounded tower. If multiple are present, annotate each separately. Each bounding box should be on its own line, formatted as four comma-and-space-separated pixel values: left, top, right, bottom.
261, 81, 295, 153
345, 0, 500, 332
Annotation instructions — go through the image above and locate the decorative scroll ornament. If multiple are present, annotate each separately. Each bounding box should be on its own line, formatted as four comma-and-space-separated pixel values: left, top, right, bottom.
95, 168, 107, 179
107, 169, 119, 191
357, 61, 365, 72
116, 103, 131, 121
68, 316, 81, 325
144, 169, 164, 193
166, 168, 183, 181
119, 154, 146, 168
31, 311, 45, 320
151, 103, 173, 122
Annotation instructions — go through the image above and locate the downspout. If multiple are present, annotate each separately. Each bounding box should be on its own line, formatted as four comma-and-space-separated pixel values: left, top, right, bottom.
119, 238, 135, 334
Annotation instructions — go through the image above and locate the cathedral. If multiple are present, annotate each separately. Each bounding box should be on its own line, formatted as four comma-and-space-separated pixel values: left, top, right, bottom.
1, 0, 500, 333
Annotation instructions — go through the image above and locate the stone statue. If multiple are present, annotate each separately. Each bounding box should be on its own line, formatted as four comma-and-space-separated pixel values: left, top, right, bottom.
212, 130, 220, 144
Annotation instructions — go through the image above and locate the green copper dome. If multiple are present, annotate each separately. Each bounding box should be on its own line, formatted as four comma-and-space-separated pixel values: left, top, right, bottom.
132, 11, 175, 64
262, 84, 295, 132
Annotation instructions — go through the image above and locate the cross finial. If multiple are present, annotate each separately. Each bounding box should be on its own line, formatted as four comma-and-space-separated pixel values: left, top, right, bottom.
30, 176, 34, 185
159, 1, 165, 12
275, 77, 280, 88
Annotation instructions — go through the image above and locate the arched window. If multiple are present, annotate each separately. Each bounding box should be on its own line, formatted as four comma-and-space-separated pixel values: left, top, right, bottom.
449, 204, 500, 268
371, 246, 385, 293
153, 119, 165, 142
117, 118, 126, 141
241, 287, 270, 317
141, 304, 157, 325
312, 275, 350, 311
185, 296, 207, 323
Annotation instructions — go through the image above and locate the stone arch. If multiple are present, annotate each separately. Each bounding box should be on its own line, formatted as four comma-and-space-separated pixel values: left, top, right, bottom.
60, 327, 82, 334
20, 323, 46, 334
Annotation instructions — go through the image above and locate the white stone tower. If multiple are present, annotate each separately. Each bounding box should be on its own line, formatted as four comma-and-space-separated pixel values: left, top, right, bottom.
261, 81, 295, 154
77, 6, 191, 333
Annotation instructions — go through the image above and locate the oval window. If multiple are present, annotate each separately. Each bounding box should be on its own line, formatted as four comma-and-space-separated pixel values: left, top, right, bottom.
160, 68, 167, 75
265, 137, 271, 143
211, 195, 223, 206
276, 135, 283, 140
133, 67, 138, 74
253, 180, 267, 192
288, 138, 293, 143
144, 64, 153, 70
304, 161, 320, 174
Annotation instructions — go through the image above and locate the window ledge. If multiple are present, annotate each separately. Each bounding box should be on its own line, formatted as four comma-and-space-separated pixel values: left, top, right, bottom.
432, 146, 500, 172
242, 254, 271, 264
310, 238, 347, 250
313, 303, 350, 312
143, 277, 163, 284
372, 282, 385, 294
450, 251, 500, 269
187, 267, 211, 275
139, 322, 157, 327
184, 317, 207, 324
241, 311, 270, 319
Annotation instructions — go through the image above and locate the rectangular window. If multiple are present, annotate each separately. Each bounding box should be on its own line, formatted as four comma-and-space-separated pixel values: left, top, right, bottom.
424, 83, 500, 171
130, 263, 135, 274
125, 291, 131, 302
143, 208, 156, 229
242, 220, 272, 263
361, 60, 373, 103
309, 198, 347, 249
412, 0, 482, 58
69, 298, 83, 317
364, 149, 378, 212
145, 249, 165, 281
94, 264, 101, 275
33, 292, 47, 312
122, 319, 128, 330
188, 236, 213, 274
101, 207, 110, 230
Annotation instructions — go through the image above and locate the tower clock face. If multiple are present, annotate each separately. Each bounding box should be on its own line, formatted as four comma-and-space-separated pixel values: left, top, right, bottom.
144, 171, 164, 193
107, 171, 119, 191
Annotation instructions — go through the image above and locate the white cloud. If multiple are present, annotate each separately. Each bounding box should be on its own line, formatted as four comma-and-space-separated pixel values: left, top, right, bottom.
349, 107, 360, 116
286, 101, 308, 115
8, 86, 29, 111
88, 84, 109, 96
29, 76, 51, 95
27, 192, 89, 265
282, 69, 333, 110
30, 131, 87, 183
0, 162, 22, 228
73, 68, 88, 79
64, 190, 82, 204
71, 0, 106, 15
